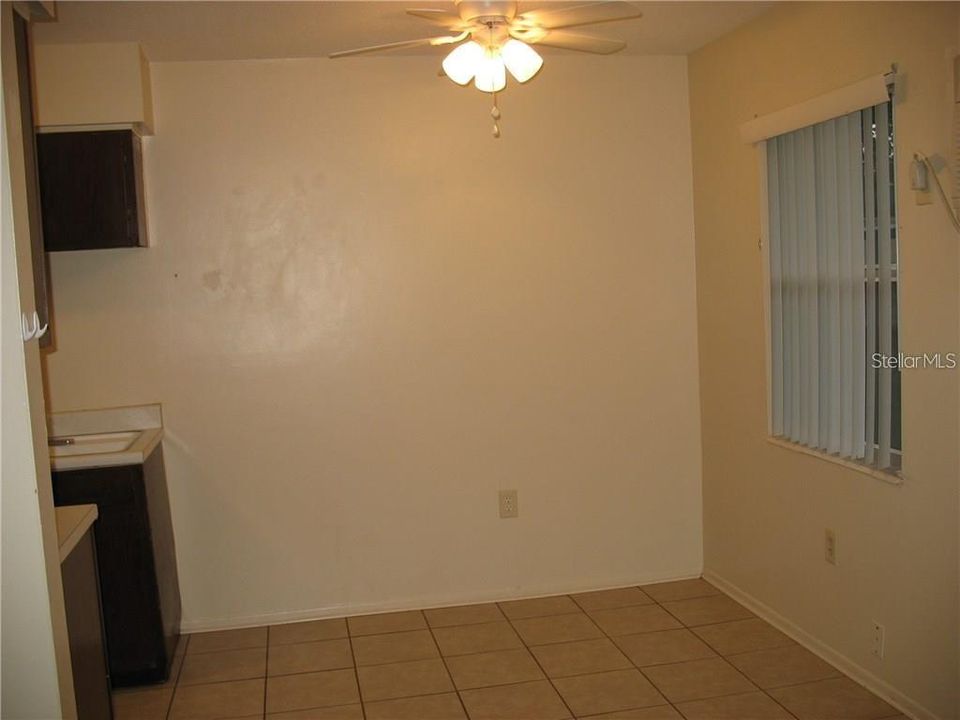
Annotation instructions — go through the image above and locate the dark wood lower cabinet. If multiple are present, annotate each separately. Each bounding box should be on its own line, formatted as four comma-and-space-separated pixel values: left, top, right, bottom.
53, 446, 181, 686
62, 529, 113, 720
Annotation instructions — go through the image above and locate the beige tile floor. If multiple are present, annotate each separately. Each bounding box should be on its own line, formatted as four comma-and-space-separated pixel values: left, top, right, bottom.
112, 578, 910, 720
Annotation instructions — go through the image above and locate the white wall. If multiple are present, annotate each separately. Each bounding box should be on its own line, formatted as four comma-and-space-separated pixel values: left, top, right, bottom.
42, 55, 704, 630
689, 4, 959, 719
1, 8, 75, 718
1, 84, 65, 720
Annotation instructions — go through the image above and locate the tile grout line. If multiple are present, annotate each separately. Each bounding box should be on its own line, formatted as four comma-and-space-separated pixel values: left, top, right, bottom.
164, 651, 629, 692
637, 595, 763, 710
259, 589, 739, 714
759, 688, 802, 720
271, 699, 366, 717
187, 591, 715, 654
654, 596, 692, 628
175, 626, 843, 710
757, 674, 847, 693
183, 586, 721, 652
166, 582, 882, 719
422, 610, 473, 720
689, 622, 788, 658
642, 594, 811, 719
635, 585, 741, 720
667, 689, 799, 720
581, 586, 766, 713
666, 686, 783, 708
186, 642, 270, 656
261, 626, 269, 720
163, 633, 190, 720
720, 642, 806, 659
370, 688, 466, 702
345, 617, 369, 720
641, 593, 807, 719
266, 619, 755, 671
497, 598, 581, 720
561, 601, 720, 720
579, 593, 687, 716
680, 613, 820, 718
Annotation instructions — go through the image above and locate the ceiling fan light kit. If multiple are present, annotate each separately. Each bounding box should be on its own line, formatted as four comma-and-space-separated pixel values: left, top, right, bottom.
330, 0, 642, 137
442, 40, 485, 84
473, 46, 508, 92
500, 39, 544, 82
442, 39, 531, 92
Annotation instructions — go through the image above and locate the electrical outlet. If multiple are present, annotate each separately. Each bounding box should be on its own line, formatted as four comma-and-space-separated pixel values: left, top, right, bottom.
499, 490, 518, 519
871, 622, 885, 659
824, 529, 838, 565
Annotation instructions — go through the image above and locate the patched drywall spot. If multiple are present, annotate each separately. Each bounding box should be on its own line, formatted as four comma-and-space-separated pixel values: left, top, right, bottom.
186, 173, 363, 361
202, 269, 222, 291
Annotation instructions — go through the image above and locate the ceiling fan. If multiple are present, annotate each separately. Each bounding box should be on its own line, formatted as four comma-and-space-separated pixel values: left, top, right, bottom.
329, 1, 643, 136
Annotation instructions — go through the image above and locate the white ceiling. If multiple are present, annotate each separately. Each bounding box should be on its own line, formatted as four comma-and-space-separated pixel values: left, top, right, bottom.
33, 1, 771, 61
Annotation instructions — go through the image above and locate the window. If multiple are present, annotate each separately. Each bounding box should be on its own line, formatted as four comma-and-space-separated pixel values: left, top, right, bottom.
766, 101, 900, 472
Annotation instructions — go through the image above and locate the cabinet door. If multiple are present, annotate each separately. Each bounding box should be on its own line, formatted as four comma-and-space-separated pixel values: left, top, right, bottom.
143, 447, 180, 659
37, 130, 143, 251
53, 466, 169, 685
62, 530, 113, 720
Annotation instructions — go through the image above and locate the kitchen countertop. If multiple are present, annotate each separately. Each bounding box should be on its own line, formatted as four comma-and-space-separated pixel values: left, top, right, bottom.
48, 403, 164, 472
56, 504, 98, 563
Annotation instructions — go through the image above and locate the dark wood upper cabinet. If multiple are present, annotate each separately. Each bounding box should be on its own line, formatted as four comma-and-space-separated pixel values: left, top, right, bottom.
37, 129, 147, 252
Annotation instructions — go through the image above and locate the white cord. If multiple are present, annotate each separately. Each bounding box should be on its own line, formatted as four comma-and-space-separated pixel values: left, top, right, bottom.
915, 152, 960, 234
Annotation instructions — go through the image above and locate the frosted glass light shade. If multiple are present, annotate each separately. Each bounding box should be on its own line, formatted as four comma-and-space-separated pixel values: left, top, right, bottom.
474, 48, 506, 93
442, 41, 484, 85
501, 39, 543, 83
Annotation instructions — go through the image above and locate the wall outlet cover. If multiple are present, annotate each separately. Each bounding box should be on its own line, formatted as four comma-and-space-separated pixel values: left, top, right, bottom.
824, 528, 838, 565
499, 490, 518, 519
871, 622, 885, 659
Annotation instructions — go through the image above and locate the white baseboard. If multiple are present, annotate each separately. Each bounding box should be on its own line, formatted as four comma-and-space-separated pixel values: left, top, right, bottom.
179, 567, 704, 633
703, 570, 940, 720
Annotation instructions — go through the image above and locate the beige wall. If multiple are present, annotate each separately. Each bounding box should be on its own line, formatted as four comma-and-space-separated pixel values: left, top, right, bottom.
689, 4, 959, 719
42, 55, 704, 629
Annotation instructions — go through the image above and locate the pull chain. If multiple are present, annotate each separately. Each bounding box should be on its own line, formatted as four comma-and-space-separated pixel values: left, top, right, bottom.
489, 23, 501, 139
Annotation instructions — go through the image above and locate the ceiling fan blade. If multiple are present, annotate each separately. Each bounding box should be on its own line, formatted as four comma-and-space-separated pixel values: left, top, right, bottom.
406, 8, 471, 30
516, 1, 641, 30
329, 32, 467, 58
520, 29, 626, 54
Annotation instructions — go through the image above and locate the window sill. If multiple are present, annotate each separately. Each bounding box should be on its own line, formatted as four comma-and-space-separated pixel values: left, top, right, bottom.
766, 436, 904, 486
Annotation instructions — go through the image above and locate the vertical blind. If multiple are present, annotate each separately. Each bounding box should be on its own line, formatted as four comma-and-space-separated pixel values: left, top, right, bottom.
767, 102, 899, 470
